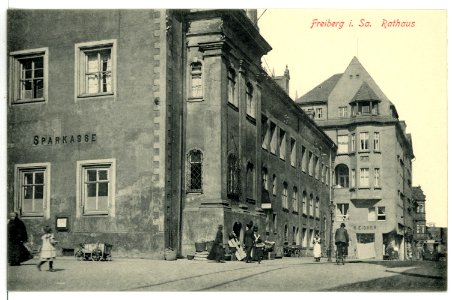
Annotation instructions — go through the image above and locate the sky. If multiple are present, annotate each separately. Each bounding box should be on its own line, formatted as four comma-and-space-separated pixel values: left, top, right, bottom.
257, 9, 448, 227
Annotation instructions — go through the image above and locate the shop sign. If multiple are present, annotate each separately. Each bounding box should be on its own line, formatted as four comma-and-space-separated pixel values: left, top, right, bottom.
353, 225, 377, 231
33, 134, 97, 146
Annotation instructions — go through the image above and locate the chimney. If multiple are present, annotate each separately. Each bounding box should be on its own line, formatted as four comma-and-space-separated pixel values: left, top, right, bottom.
273, 65, 290, 95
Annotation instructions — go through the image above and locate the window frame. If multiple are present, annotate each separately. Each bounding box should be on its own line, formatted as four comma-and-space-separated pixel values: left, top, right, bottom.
76, 158, 116, 217
227, 68, 238, 107
227, 154, 240, 198
337, 135, 349, 154
279, 129, 286, 160
315, 107, 323, 119
339, 106, 348, 118
336, 203, 350, 221
75, 40, 117, 101
374, 132, 380, 151
245, 82, 255, 119
359, 132, 369, 151
377, 206, 386, 221
282, 182, 288, 210
186, 149, 204, 193
374, 168, 381, 187
14, 162, 51, 218
359, 168, 370, 187
292, 187, 298, 212
9, 47, 49, 105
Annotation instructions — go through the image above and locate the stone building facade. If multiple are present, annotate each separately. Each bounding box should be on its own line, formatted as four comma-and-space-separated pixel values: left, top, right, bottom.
297, 57, 416, 260
7, 9, 336, 258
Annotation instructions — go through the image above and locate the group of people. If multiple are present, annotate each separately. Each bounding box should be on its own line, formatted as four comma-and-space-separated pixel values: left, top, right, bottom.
208, 221, 350, 263
208, 221, 265, 263
7, 212, 58, 272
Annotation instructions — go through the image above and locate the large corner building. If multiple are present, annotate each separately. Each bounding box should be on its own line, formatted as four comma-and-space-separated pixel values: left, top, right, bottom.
297, 57, 416, 260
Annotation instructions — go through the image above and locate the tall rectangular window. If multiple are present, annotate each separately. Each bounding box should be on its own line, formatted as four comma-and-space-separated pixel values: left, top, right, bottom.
339, 106, 348, 118
282, 182, 288, 209
262, 116, 270, 150
246, 163, 255, 201
76, 40, 116, 98
337, 135, 349, 154
309, 197, 314, 217
351, 134, 356, 152
351, 169, 356, 187
308, 151, 313, 176
316, 107, 323, 119
15, 163, 51, 218
359, 132, 369, 151
270, 123, 277, 154
374, 132, 380, 151
360, 168, 369, 187
292, 187, 298, 212
187, 150, 203, 192
368, 207, 377, 221
315, 198, 320, 218
227, 68, 237, 107
321, 163, 325, 183
301, 146, 306, 172
10, 48, 48, 104
77, 159, 116, 217
302, 193, 307, 215
262, 168, 268, 191
374, 168, 380, 187
314, 156, 319, 179
246, 83, 255, 118
290, 138, 296, 167
279, 129, 286, 160
272, 175, 277, 196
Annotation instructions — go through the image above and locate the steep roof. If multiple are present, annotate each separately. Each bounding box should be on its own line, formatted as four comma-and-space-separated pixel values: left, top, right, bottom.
295, 73, 342, 104
349, 81, 381, 103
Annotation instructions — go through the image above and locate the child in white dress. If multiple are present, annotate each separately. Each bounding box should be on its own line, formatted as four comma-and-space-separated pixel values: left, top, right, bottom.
37, 226, 57, 272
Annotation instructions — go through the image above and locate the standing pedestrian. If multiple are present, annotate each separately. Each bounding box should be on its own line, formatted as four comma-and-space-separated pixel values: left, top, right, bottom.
313, 233, 322, 262
213, 225, 225, 263
253, 226, 264, 264
244, 221, 254, 263
8, 212, 31, 266
37, 226, 58, 272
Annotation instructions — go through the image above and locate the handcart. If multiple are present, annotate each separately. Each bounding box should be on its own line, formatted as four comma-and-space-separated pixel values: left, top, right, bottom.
74, 242, 113, 261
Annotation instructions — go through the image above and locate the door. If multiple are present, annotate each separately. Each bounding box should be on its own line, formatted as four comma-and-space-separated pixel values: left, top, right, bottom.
356, 233, 376, 259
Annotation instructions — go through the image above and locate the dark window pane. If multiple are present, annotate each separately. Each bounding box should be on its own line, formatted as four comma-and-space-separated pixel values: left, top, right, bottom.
87, 183, 96, 197
35, 185, 44, 199
34, 57, 43, 68
98, 170, 108, 180
190, 163, 202, 189
24, 186, 33, 199
87, 170, 97, 182
35, 172, 44, 184
98, 182, 108, 196
34, 68, 44, 78
24, 173, 33, 184
21, 59, 32, 71
190, 151, 202, 163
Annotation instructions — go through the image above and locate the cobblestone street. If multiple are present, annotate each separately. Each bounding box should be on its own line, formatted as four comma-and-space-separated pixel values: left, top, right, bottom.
7, 257, 447, 293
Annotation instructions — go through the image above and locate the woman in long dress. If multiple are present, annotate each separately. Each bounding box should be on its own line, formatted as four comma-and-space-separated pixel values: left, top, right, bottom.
313, 234, 322, 262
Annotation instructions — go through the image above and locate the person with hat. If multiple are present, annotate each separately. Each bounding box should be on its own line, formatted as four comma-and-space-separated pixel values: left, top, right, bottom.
210, 224, 225, 263
244, 221, 254, 263
253, 226, 264, 264
334, 223, 349, 263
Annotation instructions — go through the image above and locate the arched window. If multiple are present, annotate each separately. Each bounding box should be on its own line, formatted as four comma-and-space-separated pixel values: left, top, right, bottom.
246, 82, 254, 118
227, 154, 239, 199
187, 149, 203, 192
335, 164, 349, 188
227, 68, 237, 106
315, 197, 320, 218
282, 182, 288, 209
189, 61, 203, 98
309, 194, 314, 217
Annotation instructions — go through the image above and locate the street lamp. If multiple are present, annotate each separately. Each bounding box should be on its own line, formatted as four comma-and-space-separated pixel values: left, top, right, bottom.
322, 150, 335, 262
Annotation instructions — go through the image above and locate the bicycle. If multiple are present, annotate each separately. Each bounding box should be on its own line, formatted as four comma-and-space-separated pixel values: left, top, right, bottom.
336, 242, 346, 265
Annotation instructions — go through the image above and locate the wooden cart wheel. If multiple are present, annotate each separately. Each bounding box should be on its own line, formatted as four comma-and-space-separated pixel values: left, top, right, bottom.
74, 250, 84, 261
91, 249, 102, 261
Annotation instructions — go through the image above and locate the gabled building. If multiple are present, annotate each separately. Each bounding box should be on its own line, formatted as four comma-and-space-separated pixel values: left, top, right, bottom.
296, 57, 415, 260
7, 9, 336, 258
